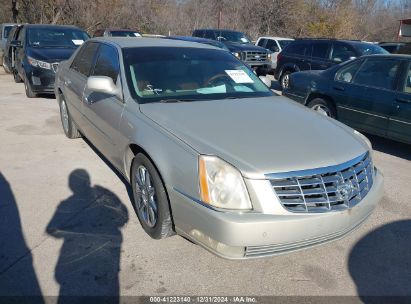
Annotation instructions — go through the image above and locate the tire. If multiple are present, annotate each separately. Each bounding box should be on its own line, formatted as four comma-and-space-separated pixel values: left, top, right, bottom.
59, 94, 80, 139
24, 78, 37, 98
131, 153, 174, 239
307, 98, 336, 119
279, 71, 292, 90
13, 69, 22, 83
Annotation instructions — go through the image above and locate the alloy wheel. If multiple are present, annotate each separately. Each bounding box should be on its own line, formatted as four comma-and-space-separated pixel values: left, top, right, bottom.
312, 104, 331, 117
60, 99, 69, 133
135, 165, 158, 228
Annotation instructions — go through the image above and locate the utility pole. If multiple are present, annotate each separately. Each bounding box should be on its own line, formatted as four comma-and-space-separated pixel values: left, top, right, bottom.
12, 0, 18, 23
217, 0, 222, 29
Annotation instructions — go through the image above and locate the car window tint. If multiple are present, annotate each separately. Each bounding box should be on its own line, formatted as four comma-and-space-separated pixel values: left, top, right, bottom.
330, 44, 356, 63
203, 30, 215, 39
71, 42, 99, 76
285, 42, 307, 56
353, 59, 400, 90
257, 38, 267, 47
335, 61, 362, 83
312, 42, 329, 59
403, 64, 411, 94
92, 44, 120, 84
265, 39, 278, 52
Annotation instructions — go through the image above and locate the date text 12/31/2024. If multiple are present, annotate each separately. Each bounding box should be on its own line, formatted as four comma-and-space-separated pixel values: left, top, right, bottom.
149, 296, 257, 303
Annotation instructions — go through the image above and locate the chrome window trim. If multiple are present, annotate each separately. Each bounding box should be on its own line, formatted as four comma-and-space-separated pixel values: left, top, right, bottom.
337, 105, 388, 120
265, 152, 368, 179
389, 118, 411, 126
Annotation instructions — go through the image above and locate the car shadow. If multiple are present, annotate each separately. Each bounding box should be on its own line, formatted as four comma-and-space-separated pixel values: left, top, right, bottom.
46, 169, 128, 303
365, 134, 411, 161
36, 93, 56, 99
0, 173, 44, 301
349, 220, 411, 300
270, 79, 282, 92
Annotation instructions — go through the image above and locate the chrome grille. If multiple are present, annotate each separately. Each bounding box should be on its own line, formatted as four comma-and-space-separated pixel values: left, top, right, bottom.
269, 153, 373, 213
245, 51, 268, 62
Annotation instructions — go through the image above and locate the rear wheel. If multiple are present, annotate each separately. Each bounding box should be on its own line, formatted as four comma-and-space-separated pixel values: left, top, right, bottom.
307, 98, 336, 118
280, 71, 291, 90
131, 153, 174, 239
59, 94, 80, 139
13, 70, 22, 83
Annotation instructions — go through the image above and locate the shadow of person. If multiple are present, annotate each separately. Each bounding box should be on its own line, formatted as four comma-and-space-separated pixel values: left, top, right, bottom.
349, 220, 411, 301
0, 173, 44, 301
46, 169, 128, 304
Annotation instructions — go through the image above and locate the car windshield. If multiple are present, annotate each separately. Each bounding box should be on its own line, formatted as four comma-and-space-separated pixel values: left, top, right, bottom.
110, 31, 141, 37
217, 31, 251, 44
278, 40, 293, 49
123, 47, 272, 103
28, 28, 89, 48
4, 26, 13, 39
354, 43, 389, 55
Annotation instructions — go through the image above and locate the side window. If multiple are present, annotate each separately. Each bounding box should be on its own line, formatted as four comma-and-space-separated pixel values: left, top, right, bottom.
257, 38, 267, 47
285, 42, 307, 56
311, 42, 330, 59
92, 44, 120, 84
335, 61, 362, 83
403, 63, 411, 94
265, 39, 279, 52
353, 59, 400, 90
204, 30, 215, 40
193, 30, 203, 38
70, 42, 99, 76
330, 43, 356, 63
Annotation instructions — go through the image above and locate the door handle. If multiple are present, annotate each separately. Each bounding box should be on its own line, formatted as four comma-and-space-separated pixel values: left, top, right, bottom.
396, 97, 411, 104
333, 85, 345, 91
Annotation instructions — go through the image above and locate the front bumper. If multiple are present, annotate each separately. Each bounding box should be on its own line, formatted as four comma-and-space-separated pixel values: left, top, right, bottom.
26, 66, 57, 94
171, 168, 383, 259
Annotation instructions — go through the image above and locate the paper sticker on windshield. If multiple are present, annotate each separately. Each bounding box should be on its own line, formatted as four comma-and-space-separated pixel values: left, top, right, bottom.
225, 70, 254, 84
72, 40, 84, 46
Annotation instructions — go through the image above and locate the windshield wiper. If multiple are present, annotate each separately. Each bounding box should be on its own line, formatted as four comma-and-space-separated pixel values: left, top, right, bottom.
158, 98, 196, 103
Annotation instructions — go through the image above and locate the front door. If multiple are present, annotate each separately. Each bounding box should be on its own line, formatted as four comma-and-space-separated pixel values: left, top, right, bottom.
388, 61, 411, 144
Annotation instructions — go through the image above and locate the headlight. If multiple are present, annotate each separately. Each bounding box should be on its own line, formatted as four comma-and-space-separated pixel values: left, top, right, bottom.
267, 53, 272, 61
353, 130, 372, 151
27, 56, 51, 70
233, 52, 241, 60
199, 155, 252, 210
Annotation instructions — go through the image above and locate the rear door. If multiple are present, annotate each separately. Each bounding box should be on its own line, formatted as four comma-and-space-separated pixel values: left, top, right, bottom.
81, 43, 124, 164
388, 60, 411, 144
337, 57, 401, 136
310, 41, 332, 70
64, 42, 99, 129
282, 41, 311, 71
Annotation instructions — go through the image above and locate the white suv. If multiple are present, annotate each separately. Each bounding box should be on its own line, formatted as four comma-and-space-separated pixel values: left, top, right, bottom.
256, 37, 294, 70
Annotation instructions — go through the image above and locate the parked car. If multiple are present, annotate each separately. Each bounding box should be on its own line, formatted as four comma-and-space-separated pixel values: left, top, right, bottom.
275, 39, 389, 89
55, 37, 383, 259
192, 29, 271, 75
165, 35, 229, 51
379, 42, 405, 54
397, 43, 411, 55
255, 36, 294, 71
283, 54, 411, 145
2, 24, 22, 73
93, 28, 141, 37
11, 24, 89, 97
0, 23, 18, 66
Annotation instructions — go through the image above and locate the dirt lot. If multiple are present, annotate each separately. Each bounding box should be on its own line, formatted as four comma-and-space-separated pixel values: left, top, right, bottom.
0, 69, 410, 299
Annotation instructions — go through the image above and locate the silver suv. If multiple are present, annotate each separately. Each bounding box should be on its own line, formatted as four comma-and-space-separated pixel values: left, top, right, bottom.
55, 38, 383, 259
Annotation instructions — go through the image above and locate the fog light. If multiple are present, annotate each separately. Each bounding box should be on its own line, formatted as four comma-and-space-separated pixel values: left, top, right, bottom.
32, 76, 41, 86
190, 229, 245, 258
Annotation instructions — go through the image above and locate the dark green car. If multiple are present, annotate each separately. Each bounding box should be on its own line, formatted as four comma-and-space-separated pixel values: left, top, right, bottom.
283, 54, 411, 145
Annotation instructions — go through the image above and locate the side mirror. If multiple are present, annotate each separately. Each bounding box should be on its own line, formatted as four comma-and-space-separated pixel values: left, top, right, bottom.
87, 76, 119, 96
259, 75, 271, 88
10, 40, 21, 48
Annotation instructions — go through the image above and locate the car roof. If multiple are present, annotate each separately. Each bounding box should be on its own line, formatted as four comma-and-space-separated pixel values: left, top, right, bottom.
24, 24, 83, 30
258, 36, 294, 41
106, 28, 138, 32
194, 28, 243, 33
379, 42, 405, 46
92, 37, 220, 50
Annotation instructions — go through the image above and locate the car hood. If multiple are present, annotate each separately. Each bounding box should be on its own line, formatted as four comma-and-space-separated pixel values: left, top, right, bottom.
140, 96, 368, 179
224, 42, 268, 53
27, 47, 77, 62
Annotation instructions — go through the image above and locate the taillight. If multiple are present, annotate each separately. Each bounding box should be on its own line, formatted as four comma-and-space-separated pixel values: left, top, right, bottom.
277, 52, 282, 62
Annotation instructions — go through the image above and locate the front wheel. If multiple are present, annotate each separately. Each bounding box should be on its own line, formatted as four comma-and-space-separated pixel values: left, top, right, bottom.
307, 98, 336, 118
24, 78, 36, 98
13, 70, 22, 83
279, 71, 291, 90
131, 153, 174, 239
